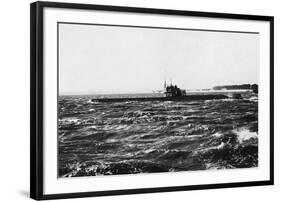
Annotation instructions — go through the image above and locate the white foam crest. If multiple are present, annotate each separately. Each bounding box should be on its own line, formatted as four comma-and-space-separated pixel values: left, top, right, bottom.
210, 142, 225, 150
60, 117, 80, 123
187, 134, 206, 139
212, 132, 224, 138
247, 96, 258, 102
196, 142, 226, 154
234, 128, 258, 143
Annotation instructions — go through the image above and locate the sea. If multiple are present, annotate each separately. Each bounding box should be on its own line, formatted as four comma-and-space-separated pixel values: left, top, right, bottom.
58, 92, 258, 177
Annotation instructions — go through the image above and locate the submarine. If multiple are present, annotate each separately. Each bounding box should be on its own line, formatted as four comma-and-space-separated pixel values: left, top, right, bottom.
91, 82, 235, 103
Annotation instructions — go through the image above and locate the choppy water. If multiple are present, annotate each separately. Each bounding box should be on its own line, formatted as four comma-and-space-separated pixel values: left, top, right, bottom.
58, 94, 258, 177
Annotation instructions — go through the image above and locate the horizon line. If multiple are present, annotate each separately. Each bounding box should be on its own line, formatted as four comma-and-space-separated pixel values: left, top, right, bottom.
59, 83, 258, 96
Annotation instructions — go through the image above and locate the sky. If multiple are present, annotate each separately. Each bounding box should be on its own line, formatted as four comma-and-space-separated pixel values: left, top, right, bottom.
59, 23, 259, 95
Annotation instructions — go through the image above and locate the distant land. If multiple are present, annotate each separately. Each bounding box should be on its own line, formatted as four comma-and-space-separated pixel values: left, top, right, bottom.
213, 84, 258, 93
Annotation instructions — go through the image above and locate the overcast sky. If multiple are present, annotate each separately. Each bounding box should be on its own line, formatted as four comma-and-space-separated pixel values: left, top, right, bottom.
59, 23, 259, 95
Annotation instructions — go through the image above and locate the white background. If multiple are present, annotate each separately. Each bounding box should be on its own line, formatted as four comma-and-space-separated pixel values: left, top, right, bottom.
0, 0, 279, 201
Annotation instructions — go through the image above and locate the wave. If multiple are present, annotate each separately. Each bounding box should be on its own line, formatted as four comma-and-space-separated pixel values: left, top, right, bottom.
59, 117, 80, 123
58, 96, 259, 177
233, 128, 258, 143
60, 160, 171, 177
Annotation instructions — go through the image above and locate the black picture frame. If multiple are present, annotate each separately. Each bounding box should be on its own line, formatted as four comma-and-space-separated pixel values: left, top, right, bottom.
30, 1, 274, 200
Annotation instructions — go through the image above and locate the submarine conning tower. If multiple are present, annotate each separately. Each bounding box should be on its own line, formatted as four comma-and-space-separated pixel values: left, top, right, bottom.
164, 81, 186, 97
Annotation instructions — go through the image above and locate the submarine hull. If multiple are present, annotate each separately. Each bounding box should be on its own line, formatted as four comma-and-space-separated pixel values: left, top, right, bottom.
92, 94, 229, 102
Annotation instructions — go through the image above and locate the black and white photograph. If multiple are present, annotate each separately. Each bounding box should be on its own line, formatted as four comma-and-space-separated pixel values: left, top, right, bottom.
58, 22, 259, 178
29, 1, 274, 200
